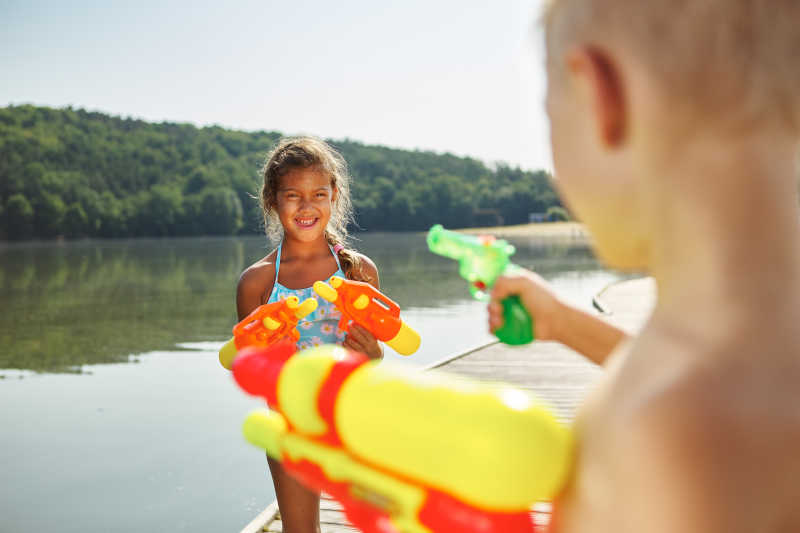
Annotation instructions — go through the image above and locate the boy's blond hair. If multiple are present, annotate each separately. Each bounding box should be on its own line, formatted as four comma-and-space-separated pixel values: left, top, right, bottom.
543, 0, 800, 136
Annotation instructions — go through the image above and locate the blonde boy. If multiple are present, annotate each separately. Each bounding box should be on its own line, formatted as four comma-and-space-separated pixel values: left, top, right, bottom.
489, 1, 800, 531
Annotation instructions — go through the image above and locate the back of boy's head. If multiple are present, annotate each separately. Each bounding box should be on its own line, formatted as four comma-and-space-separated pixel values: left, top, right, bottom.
544, 0, 800, 136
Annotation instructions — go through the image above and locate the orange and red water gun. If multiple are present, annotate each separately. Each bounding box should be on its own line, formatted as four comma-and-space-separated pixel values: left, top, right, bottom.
218, 296, 317, 370
233, 341, 570, 533
313, 276, 421, 356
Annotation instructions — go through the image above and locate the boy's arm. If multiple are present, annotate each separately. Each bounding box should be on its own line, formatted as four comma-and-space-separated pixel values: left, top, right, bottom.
490, 270, 629, 365
549, 303, 629, 366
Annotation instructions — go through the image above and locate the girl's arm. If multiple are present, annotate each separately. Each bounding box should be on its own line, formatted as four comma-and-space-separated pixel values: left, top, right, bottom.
343, 254, 384, 360
236, 262, 275, 321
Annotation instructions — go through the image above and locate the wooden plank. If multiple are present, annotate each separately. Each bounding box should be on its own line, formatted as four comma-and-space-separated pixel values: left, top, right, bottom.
267, 525, 359, 533
319, 496, 343, 511
265, 513, 358, 533
239, 500, 278, 533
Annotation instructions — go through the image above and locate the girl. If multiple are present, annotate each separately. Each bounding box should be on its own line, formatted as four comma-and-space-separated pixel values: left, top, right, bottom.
235, 137, 382, 533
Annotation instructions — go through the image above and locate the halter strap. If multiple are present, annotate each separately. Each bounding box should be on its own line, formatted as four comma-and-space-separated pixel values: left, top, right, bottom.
273, 242, 283, 286
273, 241, 342, 287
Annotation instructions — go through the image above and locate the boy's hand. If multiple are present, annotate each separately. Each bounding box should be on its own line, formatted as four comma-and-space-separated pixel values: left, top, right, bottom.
343, 324, 383, 360
491, 269, 630, 365
489, 270, 564, 342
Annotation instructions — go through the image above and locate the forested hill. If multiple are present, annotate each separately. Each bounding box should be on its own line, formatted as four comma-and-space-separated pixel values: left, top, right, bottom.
0, 105, 563, 240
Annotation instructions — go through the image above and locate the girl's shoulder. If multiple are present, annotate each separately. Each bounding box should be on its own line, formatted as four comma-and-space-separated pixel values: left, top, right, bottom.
237, 250, 278, 300
348, 251, 380, 286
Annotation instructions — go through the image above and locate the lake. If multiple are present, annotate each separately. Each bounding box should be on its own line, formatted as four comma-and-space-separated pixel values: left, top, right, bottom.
0, 232, 623, 533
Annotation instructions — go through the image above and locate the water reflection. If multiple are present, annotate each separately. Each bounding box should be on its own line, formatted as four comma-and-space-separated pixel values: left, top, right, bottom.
1, 238, 248, 372
0, 233, 610, 373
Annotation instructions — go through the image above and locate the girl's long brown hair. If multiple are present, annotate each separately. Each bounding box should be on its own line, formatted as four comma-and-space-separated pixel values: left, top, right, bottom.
260, 136, 364, 280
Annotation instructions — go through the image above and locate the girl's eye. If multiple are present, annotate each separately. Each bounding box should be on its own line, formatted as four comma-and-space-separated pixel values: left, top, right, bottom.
316, 192, 328, 198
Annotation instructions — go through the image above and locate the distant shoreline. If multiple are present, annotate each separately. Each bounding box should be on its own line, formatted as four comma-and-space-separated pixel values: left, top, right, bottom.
1, 223, 591, 245
456, 221, 590, 239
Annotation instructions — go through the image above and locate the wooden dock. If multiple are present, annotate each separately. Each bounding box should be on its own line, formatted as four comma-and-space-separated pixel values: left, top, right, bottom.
241, 277, 656, 533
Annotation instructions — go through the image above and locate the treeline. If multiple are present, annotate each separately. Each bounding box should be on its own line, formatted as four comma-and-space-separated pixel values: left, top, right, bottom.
0, 105, 565, 240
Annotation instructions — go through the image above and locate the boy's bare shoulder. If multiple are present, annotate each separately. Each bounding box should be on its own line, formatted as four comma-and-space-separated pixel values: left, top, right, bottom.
604, 344, 800, 533
607, 396, 722, 532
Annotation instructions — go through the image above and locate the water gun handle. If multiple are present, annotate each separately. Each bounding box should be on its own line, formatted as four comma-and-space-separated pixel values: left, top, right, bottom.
470, 288, 534, 345
491, 263, 534, 345
496, 295, 534, 345
337, 313, 352, 334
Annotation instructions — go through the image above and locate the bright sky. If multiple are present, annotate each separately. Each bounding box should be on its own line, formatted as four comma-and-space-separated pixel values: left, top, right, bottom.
1, 0, 552, 171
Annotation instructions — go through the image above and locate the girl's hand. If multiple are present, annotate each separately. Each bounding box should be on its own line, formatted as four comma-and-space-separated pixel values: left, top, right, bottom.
343, 324, 383, 360
488, 269, 564, 342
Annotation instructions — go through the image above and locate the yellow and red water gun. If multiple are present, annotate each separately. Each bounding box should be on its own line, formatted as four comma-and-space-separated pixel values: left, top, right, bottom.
233, 341, 571, 533
313, 276, 421, 356
218, 296, 317, 370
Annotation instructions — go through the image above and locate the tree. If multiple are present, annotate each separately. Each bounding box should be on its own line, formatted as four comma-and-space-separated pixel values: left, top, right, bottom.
74, 188, 103, 235
0, 199, 6, 239
0, 105, 563, 240
6, 193, 34, 239
199, 188, 243, 235
546, 206, 570, 222
178, 194, 204, 236
96, 191, 127, 237
32, 191, 66, 237
63, 203, 88, 237
185, 166, 213, 195
144, 185, 183, 236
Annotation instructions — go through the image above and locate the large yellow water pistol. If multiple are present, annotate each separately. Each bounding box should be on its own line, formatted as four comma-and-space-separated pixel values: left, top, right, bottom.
233, 342, 571, 532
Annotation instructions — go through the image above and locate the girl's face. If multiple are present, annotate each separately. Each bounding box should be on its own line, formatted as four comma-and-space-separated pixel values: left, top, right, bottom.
274, 167, 336, 243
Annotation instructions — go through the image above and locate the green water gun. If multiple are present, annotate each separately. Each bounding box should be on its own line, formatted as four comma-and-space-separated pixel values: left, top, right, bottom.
427, 224, 534, 345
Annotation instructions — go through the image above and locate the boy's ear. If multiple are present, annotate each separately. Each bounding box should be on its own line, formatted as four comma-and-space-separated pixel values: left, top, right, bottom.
567, 46, 626, 146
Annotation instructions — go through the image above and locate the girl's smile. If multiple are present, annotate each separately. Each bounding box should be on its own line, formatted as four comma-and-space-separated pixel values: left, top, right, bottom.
294, 216, 319, 229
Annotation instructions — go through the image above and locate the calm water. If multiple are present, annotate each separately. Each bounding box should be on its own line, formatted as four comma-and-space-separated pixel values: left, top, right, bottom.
0, 232, 623, 533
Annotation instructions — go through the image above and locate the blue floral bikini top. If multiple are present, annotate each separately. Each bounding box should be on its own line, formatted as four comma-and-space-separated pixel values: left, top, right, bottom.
266, 242, 346, 350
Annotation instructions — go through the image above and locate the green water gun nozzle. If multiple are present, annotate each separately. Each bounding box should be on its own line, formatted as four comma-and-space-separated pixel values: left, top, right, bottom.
427, 224, 534, 345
